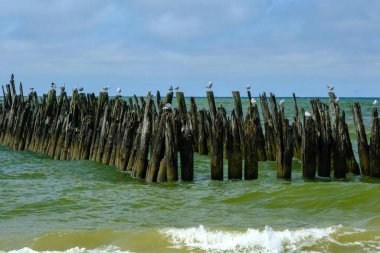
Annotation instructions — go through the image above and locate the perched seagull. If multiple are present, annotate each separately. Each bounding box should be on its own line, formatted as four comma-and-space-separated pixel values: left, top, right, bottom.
116, 87, 121, 94
51, 82, 57, 91
103, 85, 110, 92
175, 86, 179, 91
373, 100, 378, 106
251, 98, 257, 105
206, 81, 213, 90
162, 103, 172, 110
60, 84, 65, 91
169, 85, 173, 92
30, 87, 34, 91
78, 87, 84, 92
246, 85, 251, 90
279, 99, 285, 106
305, 111, 312, 117
327, 84, 334, 91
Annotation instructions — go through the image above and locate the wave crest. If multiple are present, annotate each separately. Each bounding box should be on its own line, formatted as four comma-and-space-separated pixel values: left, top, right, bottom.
161, 225, 338, 253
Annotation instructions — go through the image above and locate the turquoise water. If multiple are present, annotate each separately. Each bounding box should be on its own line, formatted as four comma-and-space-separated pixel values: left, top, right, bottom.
1, 97, 380, 253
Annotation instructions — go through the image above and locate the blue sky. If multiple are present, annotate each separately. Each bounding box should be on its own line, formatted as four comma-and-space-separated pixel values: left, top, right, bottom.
0, 0, 379, 97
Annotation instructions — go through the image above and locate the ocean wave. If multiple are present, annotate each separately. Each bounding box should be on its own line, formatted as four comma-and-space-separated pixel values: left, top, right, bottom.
0, 246, 133, 253
160, 225, 339, 253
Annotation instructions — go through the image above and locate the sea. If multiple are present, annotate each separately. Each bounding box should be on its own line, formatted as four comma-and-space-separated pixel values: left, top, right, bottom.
1, 97, 380, 253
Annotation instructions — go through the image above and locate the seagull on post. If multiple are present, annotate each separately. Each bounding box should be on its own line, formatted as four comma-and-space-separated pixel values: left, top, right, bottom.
206, 81, 213, 90
327, 84, 334, 91
305, 111, 312, 117
162, 103, 172, 110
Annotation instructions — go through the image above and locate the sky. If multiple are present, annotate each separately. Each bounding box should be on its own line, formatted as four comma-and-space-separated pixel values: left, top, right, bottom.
0, 0, 379, 97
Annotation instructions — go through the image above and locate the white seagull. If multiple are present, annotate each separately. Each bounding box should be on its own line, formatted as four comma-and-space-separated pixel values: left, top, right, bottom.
251, 98, 257, 105
175, 86, 179, 91
103, 85, 110, 92
30, 87, 34, 91
246, 85, 250, 90
327, 84, 334, 91
169, 85, 173, 92
60, 84, 65, 91
206, 81, 213, 90
162, 103, 172, 110
279, 99, 285, 106
78, 87, 84, 92
116, 88, 122, 97
305, 111, 312, 117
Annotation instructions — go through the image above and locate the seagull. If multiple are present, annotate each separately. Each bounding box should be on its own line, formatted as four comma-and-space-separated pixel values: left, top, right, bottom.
59, 84, 65, 91
162, 103, 172, 110
175, 86, 179, 91
169, 85, 173, 92
335, 97, 340, 103
327, 84, 334, 91
373, 100, 378, 106
305, 111, 312, 117
30, 87, 34, 91
103, 85, 110, 92
51, 82, 57, 91
116, 87, 121, 94
279, 99, 285, 106
251, 98, 257, 105
206, 81, 213, 90
78, 87, 84, 92
246, 85, 250, 90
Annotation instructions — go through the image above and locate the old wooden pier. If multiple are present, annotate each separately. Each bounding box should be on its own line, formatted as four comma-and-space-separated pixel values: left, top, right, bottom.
1, 75, 380, 182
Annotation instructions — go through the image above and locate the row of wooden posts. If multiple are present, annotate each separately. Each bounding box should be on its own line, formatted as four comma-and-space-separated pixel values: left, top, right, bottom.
0, 75, 379, 182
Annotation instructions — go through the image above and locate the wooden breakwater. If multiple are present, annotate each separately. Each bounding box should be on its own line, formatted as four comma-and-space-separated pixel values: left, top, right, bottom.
1, 74, 380, 182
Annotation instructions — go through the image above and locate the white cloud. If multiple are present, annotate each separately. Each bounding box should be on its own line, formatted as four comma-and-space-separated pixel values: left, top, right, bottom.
148, 13, 202, 40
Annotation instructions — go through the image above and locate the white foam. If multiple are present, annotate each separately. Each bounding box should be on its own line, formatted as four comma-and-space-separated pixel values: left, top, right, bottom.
161, 225, 339, 253
0, 246, 133, 253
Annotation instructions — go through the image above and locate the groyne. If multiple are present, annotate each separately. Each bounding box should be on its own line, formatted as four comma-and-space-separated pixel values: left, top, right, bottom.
1, 74, 380, 182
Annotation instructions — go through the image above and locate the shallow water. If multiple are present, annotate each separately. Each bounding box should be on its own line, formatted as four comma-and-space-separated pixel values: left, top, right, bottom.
1, 97, 380, 253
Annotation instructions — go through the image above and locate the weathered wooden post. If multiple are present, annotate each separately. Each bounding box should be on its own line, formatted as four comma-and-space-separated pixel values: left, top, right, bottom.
157, 111, 178, 182
228, 110, 242, 180
292, 93, 302, 159
176, 92, 194, 181
276, 107, 294, 179
370, 108, 380, 177
352, 103, 370, 175
210, 108, 224, 180
244, 106, 259, 179
198, 109, 208, 155
132, 97, 153, 179
260, 93, 276, 160
189, 97, 199, 152
302, 114, 317, 179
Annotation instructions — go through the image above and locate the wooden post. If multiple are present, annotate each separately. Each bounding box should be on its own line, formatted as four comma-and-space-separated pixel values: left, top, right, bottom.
276, 107, 294, 179
244, 106, 259, 179
370, 108, 380, 177
206, 91, 217, 121
228, 110, 242, 180
210, 108, 224, 180
259, 93, 276, 160
189, 97, 199, 152
352, 103, 370, 175
176, 91, 194, 181
232, 91, 243, 120
157, 111, 178, 182
301, 116, 317, 179
132, 97, 153, 179
198, 109, 209, 155
292, 93, 302, 159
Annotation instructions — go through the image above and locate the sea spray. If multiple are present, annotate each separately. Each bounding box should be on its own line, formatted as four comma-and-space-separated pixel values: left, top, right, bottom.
161, 225, 339, 253
1, 246, 133, 253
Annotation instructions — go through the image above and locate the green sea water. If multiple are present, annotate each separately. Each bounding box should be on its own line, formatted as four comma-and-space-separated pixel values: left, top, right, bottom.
1, 97, 380, 253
